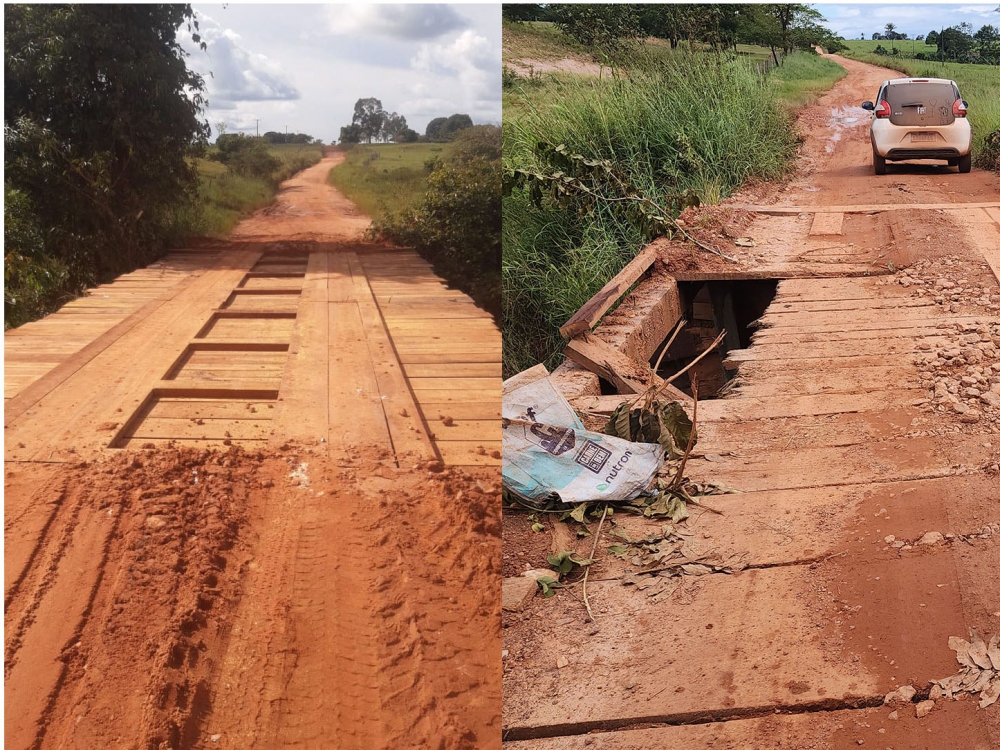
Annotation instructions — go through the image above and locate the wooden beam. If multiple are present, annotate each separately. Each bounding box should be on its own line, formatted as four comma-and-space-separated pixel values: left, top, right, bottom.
559, 245, 658, 339
730, 201, 1000, 215
564, 336, 648, 393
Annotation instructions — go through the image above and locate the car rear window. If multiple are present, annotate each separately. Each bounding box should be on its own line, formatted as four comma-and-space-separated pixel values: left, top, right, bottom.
885, 82, 956, 127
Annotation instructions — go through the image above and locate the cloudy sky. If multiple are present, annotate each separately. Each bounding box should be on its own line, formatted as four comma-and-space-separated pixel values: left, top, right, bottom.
816, 3, 999, 40
178, 4, 500, 142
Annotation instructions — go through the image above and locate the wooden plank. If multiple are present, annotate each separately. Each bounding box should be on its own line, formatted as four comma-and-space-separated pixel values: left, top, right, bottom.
411, 389, 502, 403
563, 336, 649, 394
409, 377, 501, 392
420, 402, 502, 420
809, 212, 844, 236
153, 399, 278, 419
4, 263, 193, 423
326, 301, 393, 453
986, 206, 1000, 226
405, 363, 502, 378
117, 436, 267, 449
730, 201, 1000, 214
6, 247, 264, 461
398, 352, 500, 364
346, 253, 435, 460
271, 251, 330, 445
559, 245, 658, 339
131, 417, 272, 441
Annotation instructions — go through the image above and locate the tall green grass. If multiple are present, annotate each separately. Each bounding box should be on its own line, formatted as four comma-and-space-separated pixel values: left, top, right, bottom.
503, 52, 816, 377
840, 51, 1000, 169
770, 51, 848, 108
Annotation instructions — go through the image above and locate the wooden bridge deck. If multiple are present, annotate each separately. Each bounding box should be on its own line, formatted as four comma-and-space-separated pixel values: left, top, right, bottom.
4, 244, 500, 467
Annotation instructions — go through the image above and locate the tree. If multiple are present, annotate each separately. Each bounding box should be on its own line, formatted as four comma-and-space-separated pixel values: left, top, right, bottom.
926, 30, 939, 45
352, 97, 385, 143
425, 114, 474, 142
937, 25, 974, 60
339, 124, 362, 144
425, 117, 449, 141
550, 3, 643, 55
4, 4, 209, 325
502, 5, 550, 23
382, 112, 409, 143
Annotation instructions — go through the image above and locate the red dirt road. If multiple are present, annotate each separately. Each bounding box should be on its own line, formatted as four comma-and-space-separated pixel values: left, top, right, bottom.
5, 153, 501, 749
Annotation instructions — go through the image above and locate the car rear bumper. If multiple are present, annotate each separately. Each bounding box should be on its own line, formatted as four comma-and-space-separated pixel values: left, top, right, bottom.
885, 147, 962, 161
871, 119, 971, 160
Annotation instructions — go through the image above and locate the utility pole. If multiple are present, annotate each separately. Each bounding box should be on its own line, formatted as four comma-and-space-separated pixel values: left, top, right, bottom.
255, 118, 260, 137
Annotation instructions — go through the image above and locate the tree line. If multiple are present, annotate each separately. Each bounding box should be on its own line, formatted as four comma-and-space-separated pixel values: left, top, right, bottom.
339, 98, 475, 144
874, 21, 1000, 64
503, 4, 848, 64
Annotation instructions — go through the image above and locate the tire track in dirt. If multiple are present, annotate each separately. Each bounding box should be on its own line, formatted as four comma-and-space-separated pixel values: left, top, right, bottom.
204, 451, 502, 750
5, 449, 262, 750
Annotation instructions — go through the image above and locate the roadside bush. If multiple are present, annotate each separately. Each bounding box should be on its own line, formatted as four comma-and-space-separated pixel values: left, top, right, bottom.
453, 125, 503, 163
213, 134, 282, 180
373, 154, 500, 319
4, 185, 71, 328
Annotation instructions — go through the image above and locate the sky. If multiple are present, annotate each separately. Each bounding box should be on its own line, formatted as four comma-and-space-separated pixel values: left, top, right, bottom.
815, 3, 999, 40
178, 4, 501, 143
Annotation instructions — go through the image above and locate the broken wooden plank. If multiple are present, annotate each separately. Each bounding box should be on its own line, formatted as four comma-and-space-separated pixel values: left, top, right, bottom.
564, 335, 691, 403
559, 245, 658, 339
563, 336, 649, 394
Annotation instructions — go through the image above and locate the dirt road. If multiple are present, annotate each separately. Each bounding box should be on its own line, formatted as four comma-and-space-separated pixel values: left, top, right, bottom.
503, 55, 999, 748
5, 152, 501, 748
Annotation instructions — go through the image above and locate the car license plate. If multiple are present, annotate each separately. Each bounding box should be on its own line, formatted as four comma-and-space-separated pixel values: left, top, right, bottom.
910, 133, 936, 142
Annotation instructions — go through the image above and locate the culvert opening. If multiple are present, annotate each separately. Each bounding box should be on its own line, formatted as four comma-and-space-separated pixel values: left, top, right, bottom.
650, 279, 779, 399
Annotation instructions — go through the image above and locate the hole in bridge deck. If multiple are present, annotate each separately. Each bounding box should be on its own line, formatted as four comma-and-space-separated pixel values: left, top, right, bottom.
649, 279, 779, 399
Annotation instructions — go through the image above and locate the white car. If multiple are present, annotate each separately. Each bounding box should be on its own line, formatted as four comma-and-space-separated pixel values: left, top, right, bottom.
862, 77, 972, 175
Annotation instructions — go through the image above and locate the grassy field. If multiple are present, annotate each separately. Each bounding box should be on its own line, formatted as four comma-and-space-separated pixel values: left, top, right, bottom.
844, 39, 939, 57
326, 142, 456, 220
840, 50, 1000, 168
174, 142, 323, 238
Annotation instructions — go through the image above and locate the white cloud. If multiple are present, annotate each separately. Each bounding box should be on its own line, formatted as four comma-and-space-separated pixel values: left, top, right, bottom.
182, 13, 300, 104
325, 4, 466, 41
405, 29, 499, 122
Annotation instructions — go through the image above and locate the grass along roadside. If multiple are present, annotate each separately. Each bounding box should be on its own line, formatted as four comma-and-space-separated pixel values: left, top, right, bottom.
326, 142, 456, 220
502, 50, 846, 377
838, 50, 1000, 170
172, 142, 323, 238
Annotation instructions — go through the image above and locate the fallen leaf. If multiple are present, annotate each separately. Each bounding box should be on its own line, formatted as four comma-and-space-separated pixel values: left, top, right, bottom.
988, 634, 1000, 671
734, 237, 756, 247
949, 636, 975, 668
980, 677, 1000, 708
969, 630, 993, 670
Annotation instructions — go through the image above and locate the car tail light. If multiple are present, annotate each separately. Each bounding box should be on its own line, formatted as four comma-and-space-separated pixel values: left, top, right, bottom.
875, 100, 891, 119
953, 100, 967, 117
